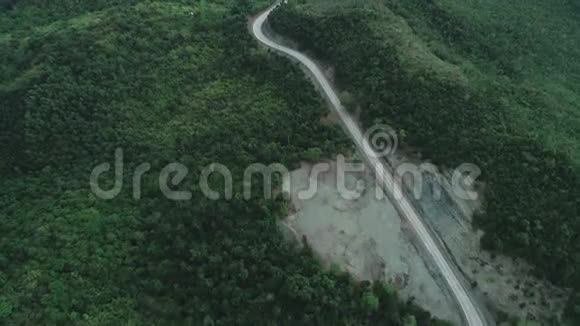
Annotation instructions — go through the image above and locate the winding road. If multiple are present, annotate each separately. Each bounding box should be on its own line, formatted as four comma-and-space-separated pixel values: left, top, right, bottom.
252, 3, 488, 326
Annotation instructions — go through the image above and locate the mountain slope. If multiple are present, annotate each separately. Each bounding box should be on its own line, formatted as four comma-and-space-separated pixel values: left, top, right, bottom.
0, 0, 450, 324
270, 0, 580, 323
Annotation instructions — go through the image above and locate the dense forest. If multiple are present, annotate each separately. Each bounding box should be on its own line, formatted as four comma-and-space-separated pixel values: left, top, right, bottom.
269, 0, 580, 323
0, 0, 452, 325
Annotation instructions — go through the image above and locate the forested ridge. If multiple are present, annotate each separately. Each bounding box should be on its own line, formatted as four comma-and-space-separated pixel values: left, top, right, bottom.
269, 0, 580, 323
0, 0, 450, 325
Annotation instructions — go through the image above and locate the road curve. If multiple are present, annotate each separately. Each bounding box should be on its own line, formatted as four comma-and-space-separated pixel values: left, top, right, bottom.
252, 3, 486, 326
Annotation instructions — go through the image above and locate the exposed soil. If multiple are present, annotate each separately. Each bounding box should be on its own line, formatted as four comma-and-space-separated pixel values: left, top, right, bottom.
281, 155, 569, 324
281, 160, 463, 324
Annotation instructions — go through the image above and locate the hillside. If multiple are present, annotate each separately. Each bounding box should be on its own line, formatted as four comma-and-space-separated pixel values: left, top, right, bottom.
269, 0, 580, 323
0, 0, 455, 325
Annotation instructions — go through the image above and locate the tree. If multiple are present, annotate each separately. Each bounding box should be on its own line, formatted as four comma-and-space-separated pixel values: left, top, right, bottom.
361, 289, 379, 312
231, 0, 253, 16
304, 147, 322, 162
403, 315, 417, 326
0, 0, 16, 10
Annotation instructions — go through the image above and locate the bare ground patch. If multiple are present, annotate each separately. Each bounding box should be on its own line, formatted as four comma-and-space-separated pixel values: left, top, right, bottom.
281, 160, 463, 324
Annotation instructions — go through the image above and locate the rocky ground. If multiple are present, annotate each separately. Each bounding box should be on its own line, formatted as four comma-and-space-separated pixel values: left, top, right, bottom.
280, 159, 463, 324
412, 166, 569, 322
281, 156, 568, 324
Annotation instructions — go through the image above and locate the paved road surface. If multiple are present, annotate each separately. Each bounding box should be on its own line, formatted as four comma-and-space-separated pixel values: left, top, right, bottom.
251, 3, 487, 326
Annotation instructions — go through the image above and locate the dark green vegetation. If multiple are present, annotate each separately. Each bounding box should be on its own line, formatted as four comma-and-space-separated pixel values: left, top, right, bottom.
0, 0, 450, 324
270, 0, 580, 323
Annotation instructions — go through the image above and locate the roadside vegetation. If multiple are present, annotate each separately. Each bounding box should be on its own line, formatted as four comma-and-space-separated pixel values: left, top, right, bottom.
270, 0, 580, 323
0, 0, 450, 324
